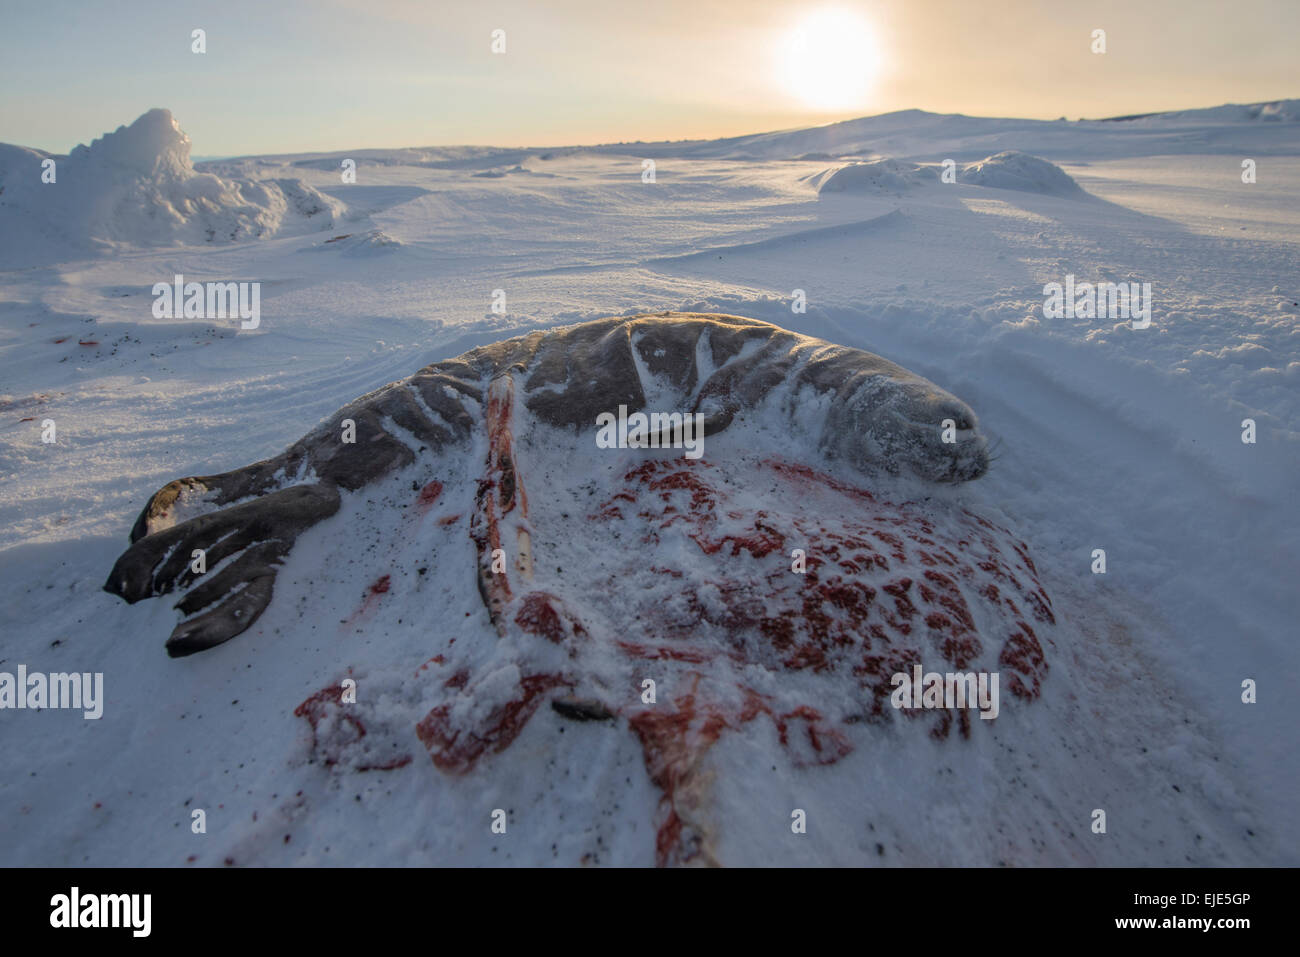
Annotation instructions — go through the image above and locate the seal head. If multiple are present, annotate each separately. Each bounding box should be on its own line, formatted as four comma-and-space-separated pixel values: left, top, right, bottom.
821, 372, 990, 483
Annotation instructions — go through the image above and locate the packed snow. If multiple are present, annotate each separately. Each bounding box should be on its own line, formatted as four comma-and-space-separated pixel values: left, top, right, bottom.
1, 102, 1297, 866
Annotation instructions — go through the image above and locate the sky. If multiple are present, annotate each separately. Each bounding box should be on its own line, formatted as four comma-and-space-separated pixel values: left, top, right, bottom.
1, 0, 1296, 156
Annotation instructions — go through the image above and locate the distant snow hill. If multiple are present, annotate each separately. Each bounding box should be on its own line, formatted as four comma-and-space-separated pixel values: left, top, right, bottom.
0, 109, 343, 265
601, 99, 1300, 163
1099, 99, 1300, 123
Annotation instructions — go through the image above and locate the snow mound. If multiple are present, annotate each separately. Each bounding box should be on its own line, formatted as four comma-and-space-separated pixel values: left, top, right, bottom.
0, 109, 343, 261
472, 165, 526, 178
307, 228, 404, 255
811, 158, 938, 194
470, 163, 557, 180
810, 153, 1083, 198
957, 151, 1083, 196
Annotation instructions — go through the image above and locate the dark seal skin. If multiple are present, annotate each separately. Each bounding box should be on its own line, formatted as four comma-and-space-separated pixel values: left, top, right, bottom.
104, 312, 990, 657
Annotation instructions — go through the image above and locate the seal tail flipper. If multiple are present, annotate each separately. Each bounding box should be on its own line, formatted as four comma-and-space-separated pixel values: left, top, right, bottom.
167, 565, 278, 658
105, 482, 341, 653
107, 366, 483, 655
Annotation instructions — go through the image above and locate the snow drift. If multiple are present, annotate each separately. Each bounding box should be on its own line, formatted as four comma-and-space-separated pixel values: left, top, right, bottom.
956, 151, 1083, 195
812, 151, 1082, 197
0, 109, 342, 262
305, 229, 404, 256
810, 158, 938, 194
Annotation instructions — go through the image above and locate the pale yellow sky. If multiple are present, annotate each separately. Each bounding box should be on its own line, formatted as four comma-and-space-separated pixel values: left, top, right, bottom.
3, 0, 1296, 153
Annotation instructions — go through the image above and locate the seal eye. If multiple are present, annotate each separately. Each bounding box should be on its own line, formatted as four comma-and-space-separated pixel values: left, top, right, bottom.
941, 407, 975, 432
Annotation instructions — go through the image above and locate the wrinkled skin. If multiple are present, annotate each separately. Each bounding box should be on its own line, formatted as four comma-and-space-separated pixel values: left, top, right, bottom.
105, 312, 990, 656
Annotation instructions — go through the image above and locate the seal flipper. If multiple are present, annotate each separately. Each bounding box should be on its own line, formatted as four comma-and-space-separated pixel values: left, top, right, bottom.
107, 364, 483, 655
167, 567, 277, 657
127, 447, 312, 543
105, 483, 341, 653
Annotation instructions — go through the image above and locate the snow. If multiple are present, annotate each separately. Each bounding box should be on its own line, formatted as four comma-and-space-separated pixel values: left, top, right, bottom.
1, 103, 1297, 866
809, 152, 1082, 198
811, 158, 938, 194
0, 109, 342, 266
956, 151, 1084, 195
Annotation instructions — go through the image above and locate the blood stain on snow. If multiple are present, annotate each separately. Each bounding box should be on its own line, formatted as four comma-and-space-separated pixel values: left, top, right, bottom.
295, 454, 1053, 866
293, 682, 412, 772
416, 673, 571, 774
415, 480, 443, 512
514, 591, 586, 643
414, 654, 446, 676
344, 574, 393, 623
628, 678, 854, 865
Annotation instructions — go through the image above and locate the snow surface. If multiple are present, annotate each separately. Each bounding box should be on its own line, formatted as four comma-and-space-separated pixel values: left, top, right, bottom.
1, 103, 1297, 866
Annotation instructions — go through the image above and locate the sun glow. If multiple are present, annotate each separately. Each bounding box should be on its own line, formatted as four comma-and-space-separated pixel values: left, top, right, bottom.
779, 8, 882, 112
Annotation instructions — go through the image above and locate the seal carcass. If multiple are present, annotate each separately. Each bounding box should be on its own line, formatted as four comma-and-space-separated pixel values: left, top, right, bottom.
104, 313, 1053, 865
106, 312, 993, 656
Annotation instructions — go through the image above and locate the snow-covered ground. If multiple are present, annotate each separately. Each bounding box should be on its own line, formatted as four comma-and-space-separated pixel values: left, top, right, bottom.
1, 104, 1296, 866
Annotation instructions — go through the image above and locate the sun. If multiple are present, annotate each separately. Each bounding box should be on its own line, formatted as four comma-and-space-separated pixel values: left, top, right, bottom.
779, 8, 882, 112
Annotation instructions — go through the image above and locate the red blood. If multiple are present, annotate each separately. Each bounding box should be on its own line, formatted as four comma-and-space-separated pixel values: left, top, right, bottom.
590, 458, 1052, 760
414, 655, 446, 676
343, 574, 394, 623
770, 460, 876, 503
293, 682, 412, 772
615, 640, 715, 664
627, 679, 855, 865
514, 592, 571, 643
775, 706, 854, 765
628, 685, 732, 866
320, 455, 1053, 866
417, 674, 569, 774
416, 480, 443, 509
689, 527, 785, 558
